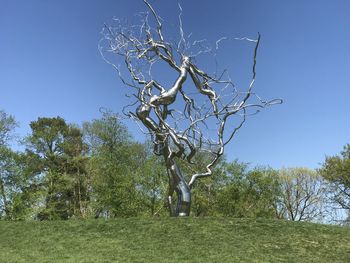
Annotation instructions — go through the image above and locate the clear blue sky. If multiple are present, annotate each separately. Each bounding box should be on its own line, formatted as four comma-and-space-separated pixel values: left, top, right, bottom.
1, 0, 349, 169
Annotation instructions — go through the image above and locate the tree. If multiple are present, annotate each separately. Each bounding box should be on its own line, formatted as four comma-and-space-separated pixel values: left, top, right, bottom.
84, 111, 144, 217
0, 110, 17, 147
319, 144, 350, 220
0, 147, 17, 219
0, 110, 38, 220
277, 168, 327, 222
10, 151, 44, 220
132, 142, 168, 217
26, 117, 89, 220
100, 0, 282, 216
216, 161, 281, 218
0, 110, 18, 219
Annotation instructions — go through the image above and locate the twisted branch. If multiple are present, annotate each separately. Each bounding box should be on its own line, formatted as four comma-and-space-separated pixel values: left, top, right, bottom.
100, 0, 282, 189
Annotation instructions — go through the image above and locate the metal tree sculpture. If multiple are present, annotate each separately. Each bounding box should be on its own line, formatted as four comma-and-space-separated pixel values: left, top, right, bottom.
100, 0, 281, 216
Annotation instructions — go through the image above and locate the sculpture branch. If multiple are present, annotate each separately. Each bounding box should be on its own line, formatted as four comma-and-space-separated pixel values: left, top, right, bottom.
101, 1, 282, 216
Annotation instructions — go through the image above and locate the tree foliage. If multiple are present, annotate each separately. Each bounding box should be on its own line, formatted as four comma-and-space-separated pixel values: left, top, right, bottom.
319, 144, 350, 214
83, 111, 167, 218
25, 117, 89, 220
216, 161, 280, 218
0, 109, 343, 223
0, 110, 18, 219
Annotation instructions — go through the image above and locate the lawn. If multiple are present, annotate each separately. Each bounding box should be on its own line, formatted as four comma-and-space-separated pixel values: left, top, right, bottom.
0, 218, 349, 262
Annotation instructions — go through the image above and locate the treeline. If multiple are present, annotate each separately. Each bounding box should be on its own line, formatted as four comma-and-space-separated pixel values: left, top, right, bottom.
0, 109, 349, 224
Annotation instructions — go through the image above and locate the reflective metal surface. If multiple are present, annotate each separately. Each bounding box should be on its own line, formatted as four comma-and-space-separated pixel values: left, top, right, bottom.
101, 0, 282, 216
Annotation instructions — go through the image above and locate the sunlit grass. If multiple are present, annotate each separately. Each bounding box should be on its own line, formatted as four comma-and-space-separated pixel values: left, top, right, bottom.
0, 218, 349, 262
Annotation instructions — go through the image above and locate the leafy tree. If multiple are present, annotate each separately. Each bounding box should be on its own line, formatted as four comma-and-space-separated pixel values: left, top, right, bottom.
25, 117, 88, 220
0, 110, 39, 220
0, 147, 18, 219
131, 141, 168, 217
0, 110, 17, 146
0, 110, 18, 219
84, 111, 144, 218
319, 144, 350, 217
216, 161, 281, 218
10, 152, 44, 220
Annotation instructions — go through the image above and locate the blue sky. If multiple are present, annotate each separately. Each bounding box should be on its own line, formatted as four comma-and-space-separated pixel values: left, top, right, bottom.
1, 0, 349, 169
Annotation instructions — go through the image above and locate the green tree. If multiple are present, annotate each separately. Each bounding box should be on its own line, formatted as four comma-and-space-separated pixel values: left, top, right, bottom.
133, 143, 167, 217
216, 161, 281, 218
0, 110, 18, 219
26, 117, 88, 220
84, 111, 143, 217
319, 144, 350, 218
0, 147, 18, 219
0, 110, 17, 146
10, 151, 44, 220
0, 110, 39, 220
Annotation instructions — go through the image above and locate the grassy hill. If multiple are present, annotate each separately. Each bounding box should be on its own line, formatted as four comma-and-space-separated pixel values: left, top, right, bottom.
0, 218, 349, 262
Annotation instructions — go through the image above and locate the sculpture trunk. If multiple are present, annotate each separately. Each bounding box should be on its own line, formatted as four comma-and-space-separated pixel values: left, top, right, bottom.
165, 158, 191, 217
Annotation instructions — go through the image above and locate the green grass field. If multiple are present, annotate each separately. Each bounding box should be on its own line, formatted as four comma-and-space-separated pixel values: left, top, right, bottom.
0, 218, 349, 262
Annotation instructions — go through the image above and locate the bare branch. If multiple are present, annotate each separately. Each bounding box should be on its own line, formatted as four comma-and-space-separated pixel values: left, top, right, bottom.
102, 1, 282, 216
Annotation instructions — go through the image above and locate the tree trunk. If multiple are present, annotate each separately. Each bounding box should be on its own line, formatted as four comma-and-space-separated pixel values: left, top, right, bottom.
165, 158, 191, 217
